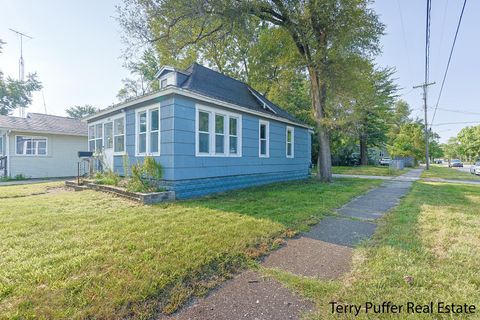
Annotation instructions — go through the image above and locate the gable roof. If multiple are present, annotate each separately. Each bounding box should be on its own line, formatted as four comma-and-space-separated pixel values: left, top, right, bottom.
86, 63, 309, 128
179, 63, 301, 124
0, 113, 87, 136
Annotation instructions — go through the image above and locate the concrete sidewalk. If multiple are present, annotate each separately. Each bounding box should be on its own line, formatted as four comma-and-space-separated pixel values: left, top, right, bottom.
165, 168, 424, 320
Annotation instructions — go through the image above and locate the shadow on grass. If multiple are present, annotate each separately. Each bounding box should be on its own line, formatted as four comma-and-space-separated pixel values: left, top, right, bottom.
370, 181, 477, 251
177, 178, 382, 231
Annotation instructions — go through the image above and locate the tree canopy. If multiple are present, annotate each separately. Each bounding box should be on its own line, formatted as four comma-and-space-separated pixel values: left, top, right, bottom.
65, 105, 99, 119
0, 39, 42, 116
117, 0, 385, 181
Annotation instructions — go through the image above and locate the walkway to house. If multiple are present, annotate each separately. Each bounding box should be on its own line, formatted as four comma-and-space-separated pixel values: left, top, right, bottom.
165, 168, 424, 320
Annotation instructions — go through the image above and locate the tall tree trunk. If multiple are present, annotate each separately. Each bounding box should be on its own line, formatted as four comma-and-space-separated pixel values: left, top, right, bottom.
308, 66, 332, 182
360, 134, 368, 166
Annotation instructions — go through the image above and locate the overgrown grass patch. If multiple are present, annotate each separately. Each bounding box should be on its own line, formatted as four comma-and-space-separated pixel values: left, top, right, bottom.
332, 166, 409, 177
266, 181, 480, 319
0, 178, 380, 319
421, 165, 480, 180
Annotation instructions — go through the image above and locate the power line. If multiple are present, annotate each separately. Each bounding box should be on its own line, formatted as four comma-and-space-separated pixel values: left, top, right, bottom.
432, 121, 480, 126
430, 0, 468, 128
430, 106, 480, 116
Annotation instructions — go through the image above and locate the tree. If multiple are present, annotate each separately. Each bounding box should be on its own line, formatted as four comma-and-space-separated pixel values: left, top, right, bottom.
442, 137, 461, 160
0, 39, 42, 115
388, 123, 425, 162
117, 0, 384, 182
388, 99, 412, 139
65, 105, 99, 119
456, 125, 480, 162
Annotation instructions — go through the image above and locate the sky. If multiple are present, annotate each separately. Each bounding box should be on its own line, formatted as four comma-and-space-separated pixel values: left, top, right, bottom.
0, 0, 478, 143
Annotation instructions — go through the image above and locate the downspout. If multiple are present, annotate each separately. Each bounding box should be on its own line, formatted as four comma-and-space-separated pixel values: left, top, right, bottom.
6, 130, 11, 177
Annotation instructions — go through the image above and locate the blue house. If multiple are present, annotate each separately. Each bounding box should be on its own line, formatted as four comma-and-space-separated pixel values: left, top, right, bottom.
86, 63, 312, 199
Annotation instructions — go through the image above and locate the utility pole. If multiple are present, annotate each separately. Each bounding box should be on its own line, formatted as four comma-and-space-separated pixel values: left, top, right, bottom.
9, 28, 33, 118
413, 81, 435, 170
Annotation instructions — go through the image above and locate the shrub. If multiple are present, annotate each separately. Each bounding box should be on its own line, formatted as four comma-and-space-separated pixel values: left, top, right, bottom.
94, 171, 121, 186
126, 156, 163, 193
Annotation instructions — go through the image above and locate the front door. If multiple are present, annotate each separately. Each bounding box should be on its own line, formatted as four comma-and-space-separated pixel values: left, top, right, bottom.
103, 122, 114, 171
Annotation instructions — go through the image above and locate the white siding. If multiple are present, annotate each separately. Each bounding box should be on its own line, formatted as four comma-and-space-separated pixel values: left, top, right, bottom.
8, 131, 87, 178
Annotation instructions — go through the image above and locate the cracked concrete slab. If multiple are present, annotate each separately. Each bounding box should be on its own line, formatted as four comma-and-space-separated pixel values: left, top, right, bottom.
262, 237, 353, 279
164, 271, 314, 320
304, 216, 377, 247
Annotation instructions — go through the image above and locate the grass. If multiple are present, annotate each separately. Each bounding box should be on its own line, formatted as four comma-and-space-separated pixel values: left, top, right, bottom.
421, 165, 480, 181
264, 181, 480, 319
332, 165, 409, 177
0, 178, 380, 319
0, 181, 63, 199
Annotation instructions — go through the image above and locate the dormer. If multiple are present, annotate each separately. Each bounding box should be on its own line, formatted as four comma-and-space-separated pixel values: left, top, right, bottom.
155, 65, 189, 88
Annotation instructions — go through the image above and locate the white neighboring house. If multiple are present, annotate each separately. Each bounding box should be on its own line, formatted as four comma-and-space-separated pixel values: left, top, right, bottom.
0, 113, 87, 179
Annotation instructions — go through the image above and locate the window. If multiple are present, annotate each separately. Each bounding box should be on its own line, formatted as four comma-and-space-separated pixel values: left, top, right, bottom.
88, 124, 104, 152
0, 136, 3, 155
161, 78, 168, 88
150, 109, 159, 154
259, 120, 269, 157
114, 117, 125, 153
196, 105, 242, 157
88, 125, 95, 151
286, 126, 294, 158
16, 136, 47, 156
215, 114, 225, 154
138, 111, 147, 154
104, 122, 113, 149
229, 117, 238, 155
136, 106, 160, 155
95, 123, 103, 151
198, 111, 210, 154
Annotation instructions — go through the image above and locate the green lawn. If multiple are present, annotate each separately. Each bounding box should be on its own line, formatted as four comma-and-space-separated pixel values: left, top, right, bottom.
265, 181, 480, 319
0, 178, 380, 319
421, 165, 480, 180
332, 165, 409, 176
0, 181, 63, 199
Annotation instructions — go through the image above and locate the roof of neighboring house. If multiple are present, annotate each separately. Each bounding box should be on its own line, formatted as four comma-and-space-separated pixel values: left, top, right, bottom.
179, 63, 301, 123
0, 113, 87, 136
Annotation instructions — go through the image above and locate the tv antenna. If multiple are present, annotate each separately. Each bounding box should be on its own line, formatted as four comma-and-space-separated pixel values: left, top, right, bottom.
9, 28, 33, 117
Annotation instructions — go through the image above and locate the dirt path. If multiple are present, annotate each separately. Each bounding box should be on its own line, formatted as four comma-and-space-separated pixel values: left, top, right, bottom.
164, 169, 424, 320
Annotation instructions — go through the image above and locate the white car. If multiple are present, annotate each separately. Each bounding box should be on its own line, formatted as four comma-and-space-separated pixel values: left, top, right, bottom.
470, 161, 480, 175
379, 157, 391, 166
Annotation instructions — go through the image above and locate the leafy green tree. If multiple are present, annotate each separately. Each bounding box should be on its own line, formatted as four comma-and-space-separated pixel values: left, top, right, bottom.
117, 0, 384, 182
65, 105, 99, 119
388, 123, 425, 162
442, 137, 461, 160
0, 40, 42, 116
388, 99, 412, 139
456, 125, 480, 162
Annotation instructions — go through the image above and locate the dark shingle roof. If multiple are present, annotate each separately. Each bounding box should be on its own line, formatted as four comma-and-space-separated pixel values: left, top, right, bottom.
180, 63, 303, 124
0, 113, 87, 136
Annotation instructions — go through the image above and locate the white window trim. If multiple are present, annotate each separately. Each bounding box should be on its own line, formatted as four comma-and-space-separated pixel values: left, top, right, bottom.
259, 120, 270, 158
286, 126, 294, 158
15, 135, 48, 157
195, 104, 242, 157
88, 114, 126, 155
113, 117, 126, 155
135, 104, 161, 156
0, 136, 3, 156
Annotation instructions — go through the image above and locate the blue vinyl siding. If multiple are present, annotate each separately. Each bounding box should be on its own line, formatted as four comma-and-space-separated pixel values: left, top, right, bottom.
93, 92, 311, 198
171, 95, 310, 181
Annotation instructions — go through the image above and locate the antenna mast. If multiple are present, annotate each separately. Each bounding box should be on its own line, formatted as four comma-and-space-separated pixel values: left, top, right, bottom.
9, 28, 33, 118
